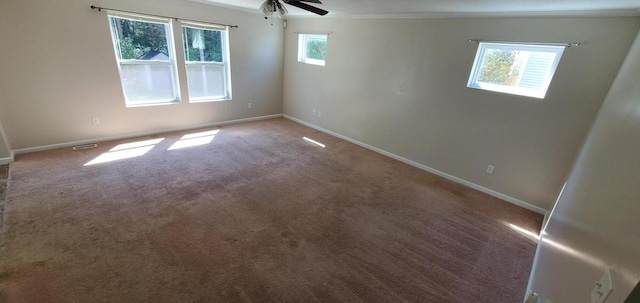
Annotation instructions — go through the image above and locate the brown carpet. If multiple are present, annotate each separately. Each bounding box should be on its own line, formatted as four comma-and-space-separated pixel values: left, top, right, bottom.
0, 118, 542, 302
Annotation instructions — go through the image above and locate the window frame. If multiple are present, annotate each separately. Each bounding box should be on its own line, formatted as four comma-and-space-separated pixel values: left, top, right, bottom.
467, 42, 565, 99
107, 13, 181, 107
180, 21, 232, 103
297, 34, 328, 66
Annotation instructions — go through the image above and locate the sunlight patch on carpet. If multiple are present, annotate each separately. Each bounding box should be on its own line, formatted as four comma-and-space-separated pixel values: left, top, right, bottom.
303, 137, 325, 148
84, 138, 164, 166
168, 130, 219, 150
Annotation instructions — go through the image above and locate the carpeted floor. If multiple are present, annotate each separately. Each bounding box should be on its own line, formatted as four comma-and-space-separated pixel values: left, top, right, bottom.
0, 118, 542, 302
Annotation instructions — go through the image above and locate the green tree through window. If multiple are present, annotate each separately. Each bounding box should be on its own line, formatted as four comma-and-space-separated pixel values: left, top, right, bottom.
306, 39, 326, 60
182, 27, 223, 62
477, 49, 517, 85
112, 19, 169, 60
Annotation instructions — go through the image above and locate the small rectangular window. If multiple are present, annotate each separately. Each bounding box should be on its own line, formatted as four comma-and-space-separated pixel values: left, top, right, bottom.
108, 14, 180, 106
181, 22, 232, 102
467, 43, 565, 99
298, 34, 327, 66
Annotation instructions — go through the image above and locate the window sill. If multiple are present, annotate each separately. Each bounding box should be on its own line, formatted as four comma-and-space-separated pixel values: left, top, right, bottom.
125, 99, 181, 108
189, 98, 231, 103
468, 83, 546, 99
298, 59, 325, 66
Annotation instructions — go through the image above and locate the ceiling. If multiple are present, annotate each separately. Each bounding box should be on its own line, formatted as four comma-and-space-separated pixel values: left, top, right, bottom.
195, 0, 640, 17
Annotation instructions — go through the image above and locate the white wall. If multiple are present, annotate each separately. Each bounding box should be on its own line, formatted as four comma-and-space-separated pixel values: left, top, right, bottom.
283, 17, 640, 210
0, 0, 283, 150
527, 28, 640, 303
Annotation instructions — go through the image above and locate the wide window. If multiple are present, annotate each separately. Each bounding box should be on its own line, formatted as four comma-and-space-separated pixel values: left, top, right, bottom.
181, 22, 232, 102
108, 14, 180, 106
467, 43, 565, 99
298, 34, 327, 66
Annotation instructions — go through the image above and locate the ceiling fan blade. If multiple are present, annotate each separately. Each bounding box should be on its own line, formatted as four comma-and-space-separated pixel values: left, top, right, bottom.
297, 0, 322, 3
275, 0, 288, 16
286, 1, 328, 16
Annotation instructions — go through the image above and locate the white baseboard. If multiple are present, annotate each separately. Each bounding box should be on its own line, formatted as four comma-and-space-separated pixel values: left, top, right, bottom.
13, 114, 283, 156
284, 114, 546, 215
0, 151, 14, 165
10, 113, 545, 214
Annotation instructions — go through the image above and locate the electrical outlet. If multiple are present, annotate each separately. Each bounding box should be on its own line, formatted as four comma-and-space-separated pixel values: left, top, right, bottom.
486, 165, 495, 174
317, 111, 322, 117
312, 109, 316, 116
91, 117, 100, 125
591, 269, 613, 303
248, 103, 252, 109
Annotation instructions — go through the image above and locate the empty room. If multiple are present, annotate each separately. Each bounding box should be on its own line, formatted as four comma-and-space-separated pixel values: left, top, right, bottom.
1, 0, 639, 302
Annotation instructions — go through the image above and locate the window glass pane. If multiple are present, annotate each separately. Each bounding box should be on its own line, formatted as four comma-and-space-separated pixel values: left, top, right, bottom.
186, 64, 225, 99
182, 27, 223, 63
477, 48, 519, 86
305, 38, 326, 60
111, 18, 170, 61
120, 63, 175, 103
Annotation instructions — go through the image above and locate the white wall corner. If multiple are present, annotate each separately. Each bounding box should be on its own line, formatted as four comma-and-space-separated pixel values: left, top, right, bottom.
0, 151, 14, 165
0, 119, 13, 163
283, 114, 546, 215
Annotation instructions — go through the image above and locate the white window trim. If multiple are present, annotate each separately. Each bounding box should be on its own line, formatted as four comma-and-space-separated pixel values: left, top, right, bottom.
108, 13, 181, 107
467, 42, 565, 99
181, 23, 232, 103
298, 34, 327, 66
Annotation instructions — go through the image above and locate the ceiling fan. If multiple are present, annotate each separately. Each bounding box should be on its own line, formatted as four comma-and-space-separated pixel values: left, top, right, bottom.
259, 0, 328, 18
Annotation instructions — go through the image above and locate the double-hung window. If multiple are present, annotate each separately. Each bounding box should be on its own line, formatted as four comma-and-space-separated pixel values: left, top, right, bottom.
181, 22, 232, 102
298, 34, 327, 66
467, 43, 565, 99
108, 13, 180, 106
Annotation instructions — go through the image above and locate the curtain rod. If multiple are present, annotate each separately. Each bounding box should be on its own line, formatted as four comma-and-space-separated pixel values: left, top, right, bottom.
468, 39, 580, 47
90, 5, 239, 29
